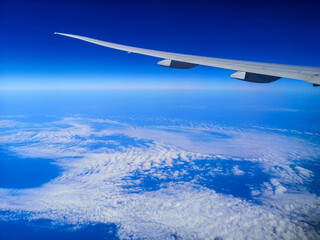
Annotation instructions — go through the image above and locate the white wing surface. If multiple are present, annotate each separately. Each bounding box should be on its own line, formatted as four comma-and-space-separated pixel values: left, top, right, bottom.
54, 32, 320, 86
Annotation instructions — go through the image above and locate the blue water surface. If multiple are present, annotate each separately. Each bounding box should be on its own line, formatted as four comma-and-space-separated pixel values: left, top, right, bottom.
0, 218, 118, 240
0, 150, 60, 188
123, 158, 270, 201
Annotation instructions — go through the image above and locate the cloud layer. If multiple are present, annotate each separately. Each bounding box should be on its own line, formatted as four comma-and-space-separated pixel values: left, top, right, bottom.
0, 116, 319, 239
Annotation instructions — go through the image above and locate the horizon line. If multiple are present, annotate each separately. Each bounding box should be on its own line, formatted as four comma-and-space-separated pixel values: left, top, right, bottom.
0, 83, 269, 91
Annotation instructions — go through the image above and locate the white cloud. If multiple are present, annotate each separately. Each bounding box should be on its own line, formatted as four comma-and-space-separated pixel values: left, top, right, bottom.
0, 116, 319, 239
232, 165, 245, 176
0, 120, 22, 129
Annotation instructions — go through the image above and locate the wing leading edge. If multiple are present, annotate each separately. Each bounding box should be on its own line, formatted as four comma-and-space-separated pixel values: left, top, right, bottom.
54, 32, 320, 86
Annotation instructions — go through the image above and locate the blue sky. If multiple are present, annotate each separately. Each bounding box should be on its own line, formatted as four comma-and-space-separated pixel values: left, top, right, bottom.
1, 0, 320, 90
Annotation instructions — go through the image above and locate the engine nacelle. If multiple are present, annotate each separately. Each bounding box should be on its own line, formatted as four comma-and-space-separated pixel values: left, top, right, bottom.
157, 59, 198, 69
231, 71, 280, 83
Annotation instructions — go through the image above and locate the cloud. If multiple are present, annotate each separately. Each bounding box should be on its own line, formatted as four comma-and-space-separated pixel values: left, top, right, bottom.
172, 105, 207, 110
232, 165, 245, 176
0, 120, 22, 129
264, 108, 301, 112
0, 116, 319, 239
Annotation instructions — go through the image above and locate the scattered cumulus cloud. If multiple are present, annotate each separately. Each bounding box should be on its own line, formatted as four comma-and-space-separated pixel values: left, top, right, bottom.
232, 166, 245, 176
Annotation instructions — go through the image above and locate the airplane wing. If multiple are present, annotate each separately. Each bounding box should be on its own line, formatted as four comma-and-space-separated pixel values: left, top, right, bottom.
54, 32, 320, 86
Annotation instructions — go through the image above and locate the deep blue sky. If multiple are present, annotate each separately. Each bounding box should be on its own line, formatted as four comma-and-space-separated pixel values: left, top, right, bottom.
1, 0, 320, 90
